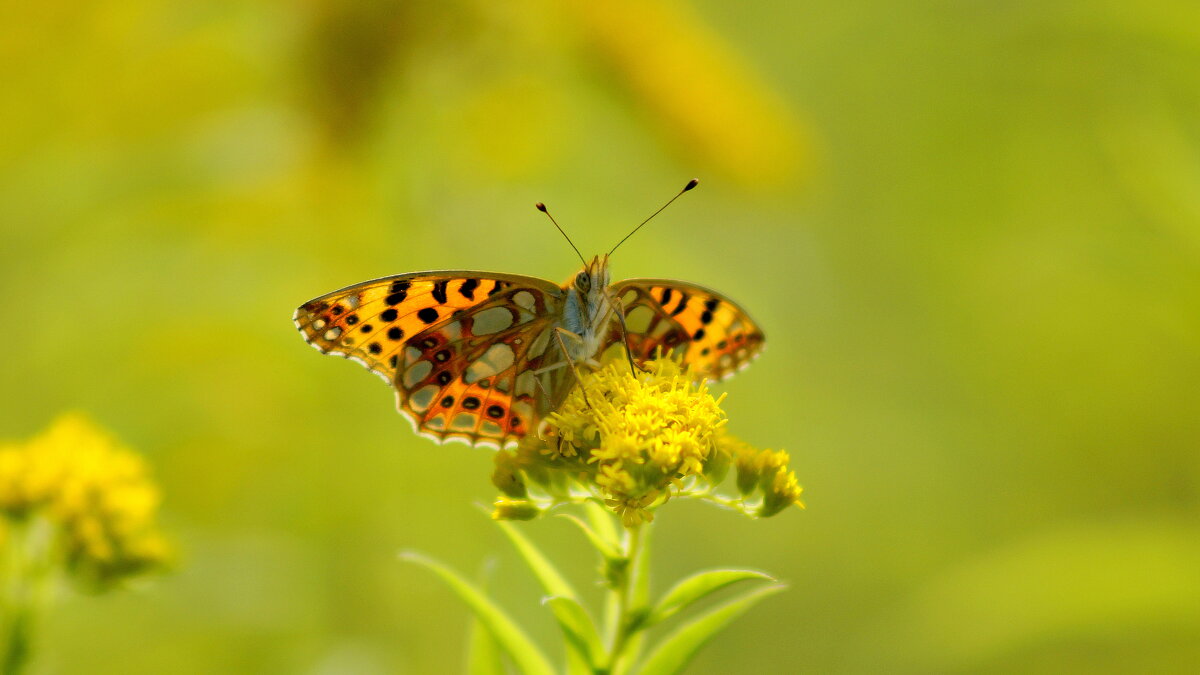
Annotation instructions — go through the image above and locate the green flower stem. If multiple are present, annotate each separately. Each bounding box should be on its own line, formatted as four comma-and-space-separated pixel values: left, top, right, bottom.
674, 490, 754, 516
2, 610, 30, 675
603, 523, 644, 673
2, 519, 53, 675
1, 522, 24, 675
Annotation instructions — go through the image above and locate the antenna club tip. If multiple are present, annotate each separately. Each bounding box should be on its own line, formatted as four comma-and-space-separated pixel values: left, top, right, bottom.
684, 178, 699, 191
535, 202, 547, 212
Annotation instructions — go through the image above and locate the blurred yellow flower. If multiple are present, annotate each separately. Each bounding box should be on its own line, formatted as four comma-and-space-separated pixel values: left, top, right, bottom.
491, 357, 803, 526
296, 0, 811, 187
0, 414, 170, 588
564, 0, 811, 187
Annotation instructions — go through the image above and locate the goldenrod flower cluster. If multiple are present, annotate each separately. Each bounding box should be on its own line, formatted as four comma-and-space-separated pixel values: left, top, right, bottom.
0, 414, 170, 588
492, 358, 804, 526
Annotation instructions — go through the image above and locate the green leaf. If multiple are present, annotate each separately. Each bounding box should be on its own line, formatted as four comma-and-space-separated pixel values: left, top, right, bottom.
544, 596, 606, 668
467, 613, 507, 675
494, 519, 580, 601
565, 647, 591, 675
400, 551, 556, 675
557, 513, 622, 560
637, 584, 788, 675
645, 569, 775, 628
494, 519, 604, 672
467, 561, 506, 675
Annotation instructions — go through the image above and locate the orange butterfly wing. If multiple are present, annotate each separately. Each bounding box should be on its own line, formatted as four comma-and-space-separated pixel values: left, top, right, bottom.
294, 272, 567, 448
607, 279, 766, 380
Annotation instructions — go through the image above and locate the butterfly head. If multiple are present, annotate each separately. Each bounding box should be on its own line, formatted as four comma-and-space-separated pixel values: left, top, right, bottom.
572, 254, 610, 296
563, 254, 613, 337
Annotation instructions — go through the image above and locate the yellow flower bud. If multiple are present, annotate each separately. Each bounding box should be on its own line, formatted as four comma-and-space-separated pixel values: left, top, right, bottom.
760, 467, 805, 517
701, 438, 731, 485
734, 447, 761, 496
491, 449, 528, 498
491, 498, 541, 521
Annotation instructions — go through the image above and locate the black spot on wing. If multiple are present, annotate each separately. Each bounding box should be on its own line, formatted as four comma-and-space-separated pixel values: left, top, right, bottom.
432, 280, 449, 304
459, 278, 479, 300
671, 292, 690, 316
418, 307, 438, 323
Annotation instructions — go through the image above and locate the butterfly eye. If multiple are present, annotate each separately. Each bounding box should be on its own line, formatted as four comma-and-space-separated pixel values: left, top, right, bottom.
575, 272, 591, 291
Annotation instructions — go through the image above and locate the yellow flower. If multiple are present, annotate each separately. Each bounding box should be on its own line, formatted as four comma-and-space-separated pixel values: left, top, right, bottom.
545, 358, 725, 526
491, 357, 805, 526
0, 413, 171, 588
0, 443, 30, 513
564, 0, 811, 188
606, 494, 659, 527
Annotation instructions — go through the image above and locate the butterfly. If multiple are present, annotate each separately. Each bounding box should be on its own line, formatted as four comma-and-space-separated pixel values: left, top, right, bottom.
293, 181, 765, 449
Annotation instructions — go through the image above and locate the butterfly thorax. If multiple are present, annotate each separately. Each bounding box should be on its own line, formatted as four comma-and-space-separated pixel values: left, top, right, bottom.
560, 254, 614, 363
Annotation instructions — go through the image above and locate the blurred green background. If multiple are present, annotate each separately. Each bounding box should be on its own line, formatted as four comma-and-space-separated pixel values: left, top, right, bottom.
3, 0, 1199, 672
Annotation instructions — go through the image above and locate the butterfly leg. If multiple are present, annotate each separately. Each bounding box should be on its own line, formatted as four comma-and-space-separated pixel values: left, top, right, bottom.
553, 327, 593, 409
532, 361, 567, 376
611, 296, 650, 376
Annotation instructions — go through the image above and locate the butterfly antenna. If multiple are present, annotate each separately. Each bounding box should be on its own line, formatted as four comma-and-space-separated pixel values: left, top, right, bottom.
537, 202, 587, 266
608, 179, 699, 256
